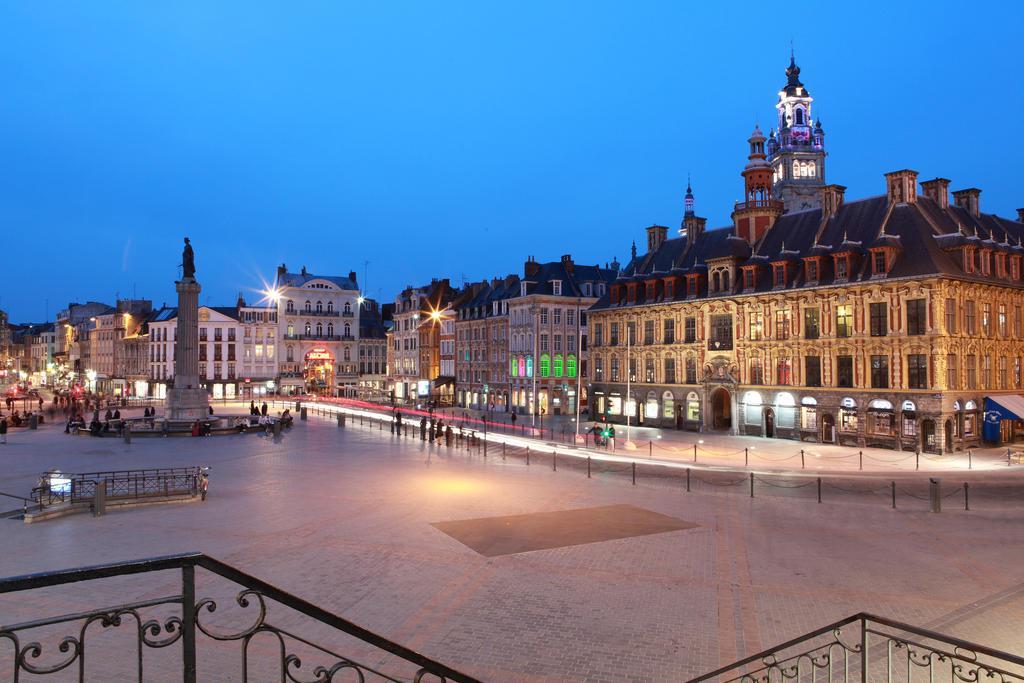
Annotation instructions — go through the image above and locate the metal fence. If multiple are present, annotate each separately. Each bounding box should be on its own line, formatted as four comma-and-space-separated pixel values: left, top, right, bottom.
0, 552, 479, 682
291, 400, 1024, 511
32, 467, 204, 508
688, 613, 1024, 682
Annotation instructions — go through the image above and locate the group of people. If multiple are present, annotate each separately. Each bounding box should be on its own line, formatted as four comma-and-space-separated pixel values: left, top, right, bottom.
418, 415, 457, 446
249, 401, 269, 417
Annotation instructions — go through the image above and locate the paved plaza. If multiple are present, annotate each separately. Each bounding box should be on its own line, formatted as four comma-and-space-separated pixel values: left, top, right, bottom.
1, 414, 1023, 681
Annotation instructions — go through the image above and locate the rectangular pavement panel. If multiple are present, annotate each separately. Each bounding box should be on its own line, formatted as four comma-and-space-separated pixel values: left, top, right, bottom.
432, 504, 698, 557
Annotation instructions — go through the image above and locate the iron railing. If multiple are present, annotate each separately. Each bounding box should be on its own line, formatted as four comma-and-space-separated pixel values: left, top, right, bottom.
32, 468, 204, 507
689, 613, 1024, 682
0, 552, 479, 682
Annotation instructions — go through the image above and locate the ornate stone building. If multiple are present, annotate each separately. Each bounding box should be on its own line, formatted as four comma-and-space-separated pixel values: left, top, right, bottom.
454, 275, 519, 412
588, 59, 1024, 453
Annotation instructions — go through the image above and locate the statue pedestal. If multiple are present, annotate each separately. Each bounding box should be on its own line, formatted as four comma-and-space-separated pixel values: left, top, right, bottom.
166, 387, 210, 421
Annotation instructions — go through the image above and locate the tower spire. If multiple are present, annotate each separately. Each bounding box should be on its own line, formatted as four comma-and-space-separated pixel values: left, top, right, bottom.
684, 174, 695, 219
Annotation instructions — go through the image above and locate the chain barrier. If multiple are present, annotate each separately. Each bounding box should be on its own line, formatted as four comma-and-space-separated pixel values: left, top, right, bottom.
753, 477, 817, 489
822, 481, 892, 495
896, 487, 933, 501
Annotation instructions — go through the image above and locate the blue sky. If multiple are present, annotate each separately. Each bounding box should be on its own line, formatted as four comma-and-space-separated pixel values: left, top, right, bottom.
1, 1, 1021, 321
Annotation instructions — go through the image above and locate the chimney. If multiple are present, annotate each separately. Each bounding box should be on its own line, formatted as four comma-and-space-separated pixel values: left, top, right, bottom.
885, 169, 918, 205
952, 188, 982, 216
236, 292, 246, 308
684, 215, 706, 248
300, 265, 307, 276
277, 263, 287, 281
920, 178, 951, 209
560, 254, 574, 275
524, 256, 541, 279
348, 271, 358, 285
1017, 208, 1024, 223
645, 225, 668, 252
820, 184, 847, 219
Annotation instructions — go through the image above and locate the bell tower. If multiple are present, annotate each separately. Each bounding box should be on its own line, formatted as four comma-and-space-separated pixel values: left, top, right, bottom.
732, 125, 784, 244
767, 53, 827, 213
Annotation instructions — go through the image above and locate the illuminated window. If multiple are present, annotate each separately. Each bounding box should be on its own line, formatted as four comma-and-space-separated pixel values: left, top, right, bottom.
566, 354, 577, 378
539, 353, 550, 378
553, 354, 564, 378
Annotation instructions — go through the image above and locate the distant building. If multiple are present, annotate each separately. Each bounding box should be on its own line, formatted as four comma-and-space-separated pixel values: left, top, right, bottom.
454, 275, 519, 412
357, 299, 390, 401
390, 279, 458, 404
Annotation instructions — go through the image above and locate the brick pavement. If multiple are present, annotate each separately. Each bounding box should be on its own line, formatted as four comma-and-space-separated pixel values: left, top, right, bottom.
0, 417, 1022, 681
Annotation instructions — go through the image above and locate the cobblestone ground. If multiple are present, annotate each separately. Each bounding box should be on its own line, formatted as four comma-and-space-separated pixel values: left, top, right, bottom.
0, 416, 1022, 681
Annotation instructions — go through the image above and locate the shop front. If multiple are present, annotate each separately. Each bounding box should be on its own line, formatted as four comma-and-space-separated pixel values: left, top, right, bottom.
982, 395, 1024, 445
304, 348, 335, 395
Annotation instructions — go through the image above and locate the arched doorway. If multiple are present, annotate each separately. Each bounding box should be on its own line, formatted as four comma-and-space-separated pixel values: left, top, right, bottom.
944, 419, 954, 453
711, 388, 731, 430
764, 408, 775, 438
821, 414, 836, 443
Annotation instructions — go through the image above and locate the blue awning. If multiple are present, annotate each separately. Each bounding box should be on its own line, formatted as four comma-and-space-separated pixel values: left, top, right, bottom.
983, 396, 1024, 441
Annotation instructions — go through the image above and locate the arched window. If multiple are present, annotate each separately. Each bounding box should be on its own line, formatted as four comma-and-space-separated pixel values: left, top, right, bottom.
793, 160, 800, 177
645, 391, 659, 419
343, 302, 351, 315
316, 301, 323, 313
807, 161, 816, 178
286, 346, 294, 362
327, 301, 334, 313
344, 347, 350, 361
510, 357, 518, 378
344, 322, 351, 337
316, 322, 323, 337
518, 356, 526, 378
304, 301, 311, 312
286, 300, 294, 313
795, 107, 804, 125
553, 354, 564, 377
662, 391, 675, 419
722, 271, 730, 290
712, 272, 720, 292
304, 322, 311, 336
540, 353, 551, 378
327, 323, 334, 337
287, 324, 294, 337
525, 355, 533, 378
566, 354, 577, 378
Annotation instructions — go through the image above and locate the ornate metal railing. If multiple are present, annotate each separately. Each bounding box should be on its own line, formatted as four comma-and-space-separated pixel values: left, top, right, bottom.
32, 468, 204, 508
0, 552, 479, 682
689, 613, 1024, 683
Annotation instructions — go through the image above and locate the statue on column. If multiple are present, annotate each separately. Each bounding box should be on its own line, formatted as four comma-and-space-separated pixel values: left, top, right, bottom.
182, 237, 196, 280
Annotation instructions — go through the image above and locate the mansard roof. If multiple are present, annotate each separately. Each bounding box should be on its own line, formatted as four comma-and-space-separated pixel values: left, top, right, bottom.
593, 193, 1024, 311
521, 260, 617, 297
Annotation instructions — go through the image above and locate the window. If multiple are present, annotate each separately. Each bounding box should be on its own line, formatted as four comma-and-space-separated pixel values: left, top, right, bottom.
627, 321, 636, 346
540, 308, 548, 324
1017, 306, 1023, 338
743, 269, 754, 289
870, 355, 889, 388
664, 357, 675, 383
710, 315, 733, 349
908, 354, 928, 389
947, 354, 958, 389
776, 357, 792, 385
553, 354, 564, 378
837, 356, 854, 388
775, 309, 791, 340
566, 354, 577, 378
805, 356, 821, 387
870, 302, 887, 337
644, 319, 655, 345
836, 305, 853, 338
965, 301, 976, 335
982, 303, 991, 336
540, 334, 549, 352
1017, 357, 1022, 389
998, 304, 1007, 337
644, 357, 655, 383
748, 312, 763, 340
593, 323, 603, 346
610, 323, 619, 346
999, 356, 1008, 389
835, 257, 848, 280
965, 354, 977, 389
805, 260, 818, 282
539, 353, 550, 378
552, 281, 562, 295
945, 298, 957, 334
610, 357, 619, 381
628, 358, 637, 382
907, 299, 926, 335
804, 308, 820, 339
749, 357, 763, 385
982, 354, 992, 387
684, 317, 697, 343
873, 251, 887, 275
773, 265, 786, 288
685, 358, 697, 384
663, 319, 675, 344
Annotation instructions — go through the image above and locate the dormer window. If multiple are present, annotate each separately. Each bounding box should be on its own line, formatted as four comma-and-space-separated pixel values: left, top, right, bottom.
805, 260, 818, 282
520, 282, 528, 296
872, 251, 888, 276
583, 283, 592, 296
835, 256, 848, 280
963, 248, 975, 274
721, 271, 730, 290
995, 254, 1007, 278
743, 269, 755, 290
665, 279, 675, 298
772, 264, 786, 288
552, 280, 562, 295
1011, 257, 1021, 281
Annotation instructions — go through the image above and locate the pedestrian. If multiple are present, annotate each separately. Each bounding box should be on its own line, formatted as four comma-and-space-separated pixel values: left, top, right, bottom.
38, 397, 43, 411
261, 402, 268, 416
113, 409, 121, 420
0, 416, 7, 444
199, 471, 209, 501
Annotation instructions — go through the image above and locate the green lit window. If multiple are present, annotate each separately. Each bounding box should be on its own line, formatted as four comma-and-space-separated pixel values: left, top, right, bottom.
566, 354, 577, 378
553, 354, 564, 377
540, 353, 550, 378
510, 358, 517, 377
526, 355, 533, 378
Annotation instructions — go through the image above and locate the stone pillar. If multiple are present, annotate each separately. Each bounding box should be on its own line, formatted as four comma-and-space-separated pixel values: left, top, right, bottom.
166, 278, 210, 421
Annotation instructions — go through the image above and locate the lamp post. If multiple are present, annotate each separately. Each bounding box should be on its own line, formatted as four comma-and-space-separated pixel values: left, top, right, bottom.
530, 304, 539, 428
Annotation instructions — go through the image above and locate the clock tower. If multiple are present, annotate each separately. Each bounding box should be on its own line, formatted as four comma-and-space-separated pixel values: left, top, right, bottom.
766, 53, 826, 213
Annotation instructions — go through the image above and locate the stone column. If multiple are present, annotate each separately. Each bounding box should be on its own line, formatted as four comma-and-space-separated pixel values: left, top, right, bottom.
166, 278, 210, 421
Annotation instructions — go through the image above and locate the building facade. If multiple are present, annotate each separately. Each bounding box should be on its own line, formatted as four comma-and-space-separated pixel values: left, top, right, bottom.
454, 276, 518, 412
273, 265, 360, 397
237, 297, 279, 399
389, 279, 457, 404
148, 305, 244, 400
588, 58, 1024, 452
508, 255, 615, 418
